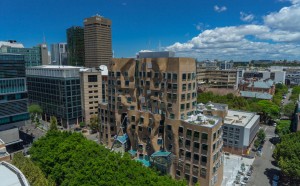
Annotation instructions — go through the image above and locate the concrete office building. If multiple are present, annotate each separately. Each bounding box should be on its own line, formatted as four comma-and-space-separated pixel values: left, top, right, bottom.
26, 65, 83, 127
80, 67, 105, 125
138, 51, 175, 58
219, 61, 233, 70
0, 40, 49, 67
99, 58, 223, 186
223, 110, 260, 155
51, 43, 68, 65
197, 68, 243, 90
84, 15, 112, 67
67, 26, 85, 66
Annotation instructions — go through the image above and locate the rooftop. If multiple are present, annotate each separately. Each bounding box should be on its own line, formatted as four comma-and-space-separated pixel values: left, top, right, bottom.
151, 151, 172, 157
224, 110, 259, 127
240, 91, 273, 100
185, 113, 220, 128
0, 41, 24, 48
197, 102, 228, 111
0, 161, 30, 186
28, 65, 83, 69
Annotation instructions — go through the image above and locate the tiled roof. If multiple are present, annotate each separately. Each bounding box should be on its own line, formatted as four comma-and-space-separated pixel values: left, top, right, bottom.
247, 79, 274, 89
240, 91, 273, 100
151, 151, 172, 157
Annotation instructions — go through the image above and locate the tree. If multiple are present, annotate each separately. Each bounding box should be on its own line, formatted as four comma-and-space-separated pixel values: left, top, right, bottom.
89, 114, 99, 133
49, 116, 58, 131
28, 104, 43, 127
283, 102, 296, 117
257, 129, 266, 142
254, 139, 261, 149
12, 152, 55, 186
275, 120, 291, 137
256, 100, 280, 122
29, 131, 186, 186
79, 121, 85, 128
274, 132, 300, 183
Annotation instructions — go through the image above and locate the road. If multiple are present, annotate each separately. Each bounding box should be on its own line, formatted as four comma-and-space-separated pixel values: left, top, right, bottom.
282, 88, 292, 106
247, 125, 280, 186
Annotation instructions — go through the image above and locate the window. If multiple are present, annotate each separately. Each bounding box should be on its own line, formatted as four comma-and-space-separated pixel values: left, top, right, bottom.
181, 94, 186, 100
125, 81, 129, 86
88, 75, 97, 82
194, 131, 200, 139
192, 177, 198, 184
185, 140, 191, 147
124, 72, 128, 77
157, 138, 163, 145
201, 156, 207, 163
176, 170, 181, 176
200, 168, 207, 177
202, 144, 208, 151
173, 73, 177, 80
180, 104, 185, 111
182, 84, 186, 91
131, 115, 135, 121
194, 142, 200, 149
139, 117, 144, 124
116, 72, 121, 77
168, 73, 172, 79
186, 151, 191, 158
182, 73, 187, 80
167, 125, 172, 130
202, 133, 208, 140
194, 154, 199, 161
179, 127, 183, 134
186, 129, 192, 137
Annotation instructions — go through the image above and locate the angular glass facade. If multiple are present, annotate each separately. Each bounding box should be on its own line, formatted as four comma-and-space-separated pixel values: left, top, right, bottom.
0, 53, 29, 128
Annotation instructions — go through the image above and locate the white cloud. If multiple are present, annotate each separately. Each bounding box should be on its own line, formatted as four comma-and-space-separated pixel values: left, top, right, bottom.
240, 12, 254, 22
214, 5, 227, 13
264, 2, 300, 31
163, 2, 300, 60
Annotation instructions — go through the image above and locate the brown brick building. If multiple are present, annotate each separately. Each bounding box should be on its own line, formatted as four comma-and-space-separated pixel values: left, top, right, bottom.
98, 57, 224, 186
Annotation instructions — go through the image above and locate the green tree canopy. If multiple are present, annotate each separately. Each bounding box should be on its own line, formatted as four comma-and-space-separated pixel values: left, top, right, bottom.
283, 103, 296, 117
275, 120, 291, 137
12, 152, 54, 186
29, 131, 186, 186
49, 116, 58, 131
89, 114, 99, 132
274, 132, 300, 181
28, 104, 43, 115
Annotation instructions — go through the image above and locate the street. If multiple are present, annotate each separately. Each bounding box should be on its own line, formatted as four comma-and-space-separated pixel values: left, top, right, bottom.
247, 125, 280, 186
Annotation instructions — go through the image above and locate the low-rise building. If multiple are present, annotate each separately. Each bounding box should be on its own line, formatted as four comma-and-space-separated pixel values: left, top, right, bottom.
223, 110, 260, 155
0, 161, 30, 186
0, 139, 10, 161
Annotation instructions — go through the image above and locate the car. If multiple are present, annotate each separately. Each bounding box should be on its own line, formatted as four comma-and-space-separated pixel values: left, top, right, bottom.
273, 123, 277, 127
273, 175, 279, 182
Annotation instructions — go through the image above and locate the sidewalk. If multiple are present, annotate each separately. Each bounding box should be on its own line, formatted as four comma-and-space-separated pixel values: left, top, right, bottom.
222, 154, 255, 186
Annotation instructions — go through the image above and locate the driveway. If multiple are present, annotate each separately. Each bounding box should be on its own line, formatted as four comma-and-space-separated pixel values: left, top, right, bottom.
247, 125, 280, 186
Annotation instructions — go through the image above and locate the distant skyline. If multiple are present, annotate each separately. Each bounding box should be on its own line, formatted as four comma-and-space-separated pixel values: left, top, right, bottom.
1, 0, 300, 60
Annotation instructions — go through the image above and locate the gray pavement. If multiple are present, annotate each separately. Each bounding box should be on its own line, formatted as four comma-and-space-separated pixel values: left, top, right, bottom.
247, 125, 280, 186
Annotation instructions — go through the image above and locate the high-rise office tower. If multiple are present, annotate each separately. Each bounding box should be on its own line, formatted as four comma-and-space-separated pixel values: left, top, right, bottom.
0, 53, 29, 145
66, 26, 85, 67
84, 15, 112, 67
51, 43, 68, 65
0, 40, 49, 67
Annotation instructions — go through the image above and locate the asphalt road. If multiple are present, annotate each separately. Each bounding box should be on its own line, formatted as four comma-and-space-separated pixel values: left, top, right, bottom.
282, 88, 292, 106
247, 125, 280, 186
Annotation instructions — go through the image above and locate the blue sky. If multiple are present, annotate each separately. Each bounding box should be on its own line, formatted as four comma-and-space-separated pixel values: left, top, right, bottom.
1, 0, 299, 60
